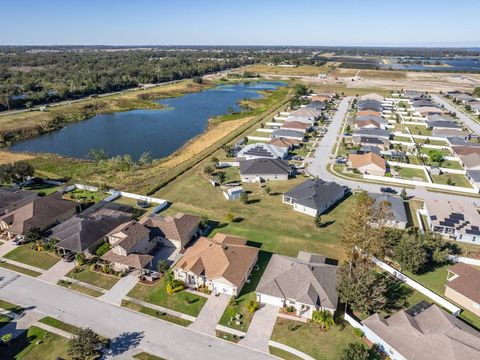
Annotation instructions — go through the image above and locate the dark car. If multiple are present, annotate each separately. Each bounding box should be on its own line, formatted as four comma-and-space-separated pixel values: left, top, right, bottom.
380, 187, 397, 194
63, 252, 75, 262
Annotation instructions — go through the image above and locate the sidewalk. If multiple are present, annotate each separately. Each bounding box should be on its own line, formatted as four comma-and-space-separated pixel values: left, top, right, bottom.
0, 241, 17, 257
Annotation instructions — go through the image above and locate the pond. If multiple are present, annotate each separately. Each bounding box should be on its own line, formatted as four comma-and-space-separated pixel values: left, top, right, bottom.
10, 81, 286, 160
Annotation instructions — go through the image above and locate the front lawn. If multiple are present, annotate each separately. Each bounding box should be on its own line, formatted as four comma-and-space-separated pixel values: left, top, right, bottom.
396, 167, 428, 182
1, 326, 70, 360
127, 277, 207, 317
219, 250, 272, 332
38, 316, 81, 334
66, 264, 120, 290
430, 173, 472, 188
269, 346, 303, 360
121, 299, 192, 327
270, 318, 361, 360
0, 261, 42, 277
3, 245, 60, 270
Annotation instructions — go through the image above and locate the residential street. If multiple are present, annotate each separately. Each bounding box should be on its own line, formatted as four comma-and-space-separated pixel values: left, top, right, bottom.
0, 268, 275, 360
431, 94, 480, 134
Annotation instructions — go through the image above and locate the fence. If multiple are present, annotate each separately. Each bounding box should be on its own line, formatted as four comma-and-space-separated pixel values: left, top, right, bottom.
218, 161, 239, 168
370, 255, 461, 315
447, 255, 480, 266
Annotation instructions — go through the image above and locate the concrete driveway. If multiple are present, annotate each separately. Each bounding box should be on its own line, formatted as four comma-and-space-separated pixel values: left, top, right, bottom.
0, 268, 274, 360
239, 304, 279, 353
38, 259, 75, 283
99, 271, 139, 305
0, 241, 17, 257
189, 293, 230, 335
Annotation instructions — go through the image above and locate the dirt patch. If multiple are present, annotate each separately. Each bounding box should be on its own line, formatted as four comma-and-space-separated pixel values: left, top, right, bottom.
0, 151, 34, 164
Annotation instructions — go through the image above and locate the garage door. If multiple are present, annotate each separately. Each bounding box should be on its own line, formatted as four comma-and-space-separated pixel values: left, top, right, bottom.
258, 293, 284, 307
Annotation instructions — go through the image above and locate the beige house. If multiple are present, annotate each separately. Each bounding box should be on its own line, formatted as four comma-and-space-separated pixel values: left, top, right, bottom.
348, 152, 387, 176
101, 220, 155, 272
0, 192, 77, 239
173, 233, 258, 296
445, 263, 480, 317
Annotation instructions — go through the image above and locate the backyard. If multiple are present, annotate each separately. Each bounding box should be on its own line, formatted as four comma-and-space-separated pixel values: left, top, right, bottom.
430, 173, 472, 188
127, 276, 208, 317
3, 245, 60, 270
396, 167, 428, 182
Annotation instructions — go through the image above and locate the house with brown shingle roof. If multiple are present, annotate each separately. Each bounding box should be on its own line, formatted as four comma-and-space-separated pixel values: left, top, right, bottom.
0, 192, 78, 239
280, 121, 311, 133
101, 220, 155, 271
141, 213, 200, 249
357, 110, 382, 117
445, 263, 480, 317
348, 152, 387, 176
268, 137, 300, 150
173, 233, 258, 295
354, 119, 381, 130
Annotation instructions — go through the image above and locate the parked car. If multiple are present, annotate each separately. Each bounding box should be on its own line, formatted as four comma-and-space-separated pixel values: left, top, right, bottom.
381, 187, 397, 194
13, 236, 27, 245
63, 252, 75, 262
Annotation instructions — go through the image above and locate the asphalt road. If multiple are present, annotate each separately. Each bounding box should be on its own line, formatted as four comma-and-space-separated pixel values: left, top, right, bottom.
431, 94, 480, 134
0, 269, 274, 360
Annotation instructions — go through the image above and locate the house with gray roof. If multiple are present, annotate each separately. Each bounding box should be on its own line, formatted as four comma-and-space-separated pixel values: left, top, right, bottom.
353, 128, 391, 140
271, 129, 305, 141
356, 100, 383, 112
369, 193, 407, 229
237, 143, 288, 160
240, 158, 292, 183
283, 179, 346, 217
426, 120, 462, 130
361, 303, 480, 360
304, 100, 326, 111
0, 187, 38, 217
256, 251, 338, 319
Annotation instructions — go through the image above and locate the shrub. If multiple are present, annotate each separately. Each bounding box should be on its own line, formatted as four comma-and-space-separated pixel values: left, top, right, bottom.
75, 253, 86, 266
166, 279, 185, 294
247, 300, 260, 313
95, 242, 111, 257
353, 328, 364, 338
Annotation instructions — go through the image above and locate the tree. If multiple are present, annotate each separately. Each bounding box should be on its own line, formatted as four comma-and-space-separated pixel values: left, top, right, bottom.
225, 213, 235, 223
240, 192, 249, 205
215, 171, 226, 184
0, 163, 13, 184
210, 157, 219, 168
203, 165, 214, 175
314, 214, 322, 228
68, 328, 103, 360
311, 310, 334, 331
10, 161, 34, 182
428, 149, 444, 165
337, 259, 388, 314
24, 227, 43, 242
192, 76, 203, 84
1, 333, 12, 347
199, 214, 209, 228
341, 343, 370, 360
473, 87, 480, 97
264, 186, 271, 195
394, 235, 428, 273
88, 148, 109, 161
157, 259, 170, 274
294, 84, 308, 96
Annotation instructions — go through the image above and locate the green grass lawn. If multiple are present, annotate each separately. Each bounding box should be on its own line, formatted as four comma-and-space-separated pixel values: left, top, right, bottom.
134, 352, 166, 360
22, 183, 62, 195
219, 251, 272, 332
396, 167, 428, 182
57, 279, 104, 298
0, 261, 41, 277
0, 299, 24, 314
269, 346, 303, 360
127, 277, 207, 317
66, 265, 120, 290
38, 316, 81, 335
64, 189, 108, 203
414, 138, 448, 146
393, 135, 412, 143
122, 299, 192, 327
271, 318, 360, 360
408, 126, 432, 136
2, 326, 70, 360
3, 245, 60, 270
430, 173, 472, 188
424, 160, 464, 170
155, 172, 356, 260
420, 147, 451, 157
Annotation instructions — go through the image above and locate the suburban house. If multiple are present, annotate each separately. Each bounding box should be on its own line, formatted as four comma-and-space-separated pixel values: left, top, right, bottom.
352, 136, 390, 150
288, 107, 321, 121
445, 263, 480, 317
305, 100, 326, 110
360, 93, 384, 102
348, 152, 387, 176
271, 129, 305, 141
50, 202, 135, 256
280, 121, 311, 133
353, 128, 390, 140
418, 107, 444, 117
459, 152, 480, 171
101, 220, 155, 272
354, 119, 381, 130
423, 198, 480, 244
369, 193, 407, 229
466, 170, 480, 189
268, 137, 300, 149
141, 212, 200, 249
357, 110, 382, 117
0, 192, 78, 239
427, 114, 456, 122
256, 252, 338, 319
282, 179, 346, 217
173, 233, 259, 296
356, 100, 382, 112
356, 115, 388, 129
432, 129, 470, 139
0, 187, 38, 217
361, 303, 480, 360
412, 99, 435, 108
426, 120, 462, 130
453, 93, 478, 104
237, 143, 288, 160
471, 102, 480, 115
284, 116, 315, 125
239, 158, 292, 182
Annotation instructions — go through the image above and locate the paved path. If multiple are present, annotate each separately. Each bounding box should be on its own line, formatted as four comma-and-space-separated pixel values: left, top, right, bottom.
0, 241, 17, 257
189, 293, 230, 335
38, 260, 74, 283
0, 268, 273, 360
99, 271, 139, 305
269, 341, 316, 360
34, 321, 75, 339
432, 94, 480, 134
239, 304, 279, 353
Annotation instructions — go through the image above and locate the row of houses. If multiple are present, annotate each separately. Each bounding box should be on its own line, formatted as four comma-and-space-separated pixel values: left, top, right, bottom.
446, 90, 480, 115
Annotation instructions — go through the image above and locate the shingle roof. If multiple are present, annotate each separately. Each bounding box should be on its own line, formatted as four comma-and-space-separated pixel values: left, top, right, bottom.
289, 108, 321, 119
369, 193, 407, 225
256, 252, 338, 310
353, 128, 390, 139
240, 158, 292, 176
0, 187, 38, 216
304, 101, 326, 110
357, 110, 382, 117
426, 120, 462, 129
284, 179, 345, 211
281, 121, 311, 131
101, 250, 153, 269
459, 153, 480, 170
142, 213, 200, 245
237, 143, 287, 159
348, 152, 386, 170
357, 100, 382, 112
174, 234, 258, 287
362, 304, 480, 360
354, 136, 387, 146
271, 129, 305, 139
268, 137, 301, 148
107, 220, 150, 252
446, 263, 480, 304
356, 115, 388, 124
355, 119, 381, 129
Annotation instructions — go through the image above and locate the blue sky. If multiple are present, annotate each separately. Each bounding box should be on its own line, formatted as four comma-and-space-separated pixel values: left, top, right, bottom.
1, 0, 479, 46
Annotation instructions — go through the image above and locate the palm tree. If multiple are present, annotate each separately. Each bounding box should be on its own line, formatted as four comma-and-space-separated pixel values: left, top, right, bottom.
312, 310, 335, 331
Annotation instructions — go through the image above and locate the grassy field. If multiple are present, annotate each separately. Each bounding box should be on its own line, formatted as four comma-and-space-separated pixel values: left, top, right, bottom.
64, 188, 108, 203
219, 251, 272, 332
121, 299, 192, 327
127, 277, 207, 317
0, 299, 24, 314
431, 173, 472, 188
270, 318, 360, 360
58, 279, 104, 297
0, 261, 42, 277
393, 135, 412, 142
2, 326, 70, 360
239, 64, 333, 76
66, 265, 120, 290
414, 138, 448, 146
408, 126, 432, 136
3, 245, 60, 270
155, 172, 356, 259
397, 167, 428, 182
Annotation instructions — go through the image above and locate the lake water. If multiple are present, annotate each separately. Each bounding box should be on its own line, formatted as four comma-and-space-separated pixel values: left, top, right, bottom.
384, 57, 480, 72
10, 82, 285, 160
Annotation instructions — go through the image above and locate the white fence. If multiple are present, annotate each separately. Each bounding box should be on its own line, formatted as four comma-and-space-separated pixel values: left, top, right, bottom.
370, 255, 461, 315
218, 161, 239, 168
247, 136, 271, 141
344, 313, 406, 360
447, 255, 480, 266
